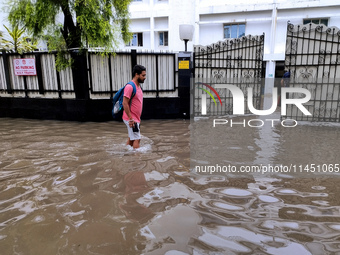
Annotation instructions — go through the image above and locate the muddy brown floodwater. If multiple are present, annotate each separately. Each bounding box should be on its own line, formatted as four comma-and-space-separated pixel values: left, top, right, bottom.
1, 117, 340, 255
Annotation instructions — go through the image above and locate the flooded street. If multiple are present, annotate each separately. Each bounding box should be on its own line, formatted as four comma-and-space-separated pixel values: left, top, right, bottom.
1, 117, 340, 254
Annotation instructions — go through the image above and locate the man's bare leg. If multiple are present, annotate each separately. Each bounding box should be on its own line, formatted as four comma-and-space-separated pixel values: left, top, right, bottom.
132, 139, 140, 149
126, 138, 133, 147
126, 138, 140, 149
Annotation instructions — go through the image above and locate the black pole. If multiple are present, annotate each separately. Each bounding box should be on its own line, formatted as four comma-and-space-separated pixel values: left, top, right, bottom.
131, 49, 137, 70
155, 54, 159, 98
70, 49, 89, 100
2, 51, 13, 94
184, 39, 188, 52
35, 53, 45, 95
108, 53, 113, 98
23, 75, 28, 98
178, 51, 192, 119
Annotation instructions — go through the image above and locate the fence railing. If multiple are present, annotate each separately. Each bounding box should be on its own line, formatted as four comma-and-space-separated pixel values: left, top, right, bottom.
0, 50, 177, 99
193, 34, 265, 116
285, 23, 340, 122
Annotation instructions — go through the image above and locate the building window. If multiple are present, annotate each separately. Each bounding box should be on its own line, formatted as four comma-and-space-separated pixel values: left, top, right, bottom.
127, 33, 143, 47
303, 18, 328, 26
159, 31, 168, 46
223, 23, 245, 39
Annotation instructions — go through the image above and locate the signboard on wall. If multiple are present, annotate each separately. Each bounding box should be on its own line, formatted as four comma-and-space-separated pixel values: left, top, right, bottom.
178, 60, 190, 69
13, 58, 37, 76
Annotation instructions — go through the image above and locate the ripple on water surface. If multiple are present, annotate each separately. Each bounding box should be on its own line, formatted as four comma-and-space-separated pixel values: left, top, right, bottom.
0, 118, 340, 255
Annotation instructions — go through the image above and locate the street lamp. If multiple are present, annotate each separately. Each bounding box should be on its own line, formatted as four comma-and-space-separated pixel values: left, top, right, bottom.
179, 24, 194, 52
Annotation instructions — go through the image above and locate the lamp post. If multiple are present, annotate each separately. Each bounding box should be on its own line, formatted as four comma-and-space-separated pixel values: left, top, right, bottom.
179, 24, 194, 52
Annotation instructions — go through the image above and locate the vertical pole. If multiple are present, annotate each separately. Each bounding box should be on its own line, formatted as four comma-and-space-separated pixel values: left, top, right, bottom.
87, 52, 93, 96
56, 70, 62, 99
131, 49, 137, 70
23, 75, 28, 98
184, 40, 188, 52
201, 93, 206, 115
191, 51, 196, 117
178, 51, 192, 118
155, 54, 159, 97
263, 3, 278, 110
108, 53, 113, 98
2, 51, 13, 94
264, 61, 276, 109
35, 52, 45, 94
70, 49, 89, 100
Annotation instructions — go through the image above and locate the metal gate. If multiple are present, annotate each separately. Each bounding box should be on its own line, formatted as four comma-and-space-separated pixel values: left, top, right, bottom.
285, 23, 340, 122
193, 34, 265, 116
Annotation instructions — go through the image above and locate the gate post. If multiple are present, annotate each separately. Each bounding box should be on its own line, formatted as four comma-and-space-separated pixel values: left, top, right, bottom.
70, 49, 90, 100
34, 52, 45, 95
2, 51, 13, 94
178, 51, 192, 119
263, 60, 276, 109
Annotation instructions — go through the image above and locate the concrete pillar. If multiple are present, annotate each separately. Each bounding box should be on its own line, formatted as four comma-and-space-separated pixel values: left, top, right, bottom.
263, 2, 278, 110
263, 61, 276, 110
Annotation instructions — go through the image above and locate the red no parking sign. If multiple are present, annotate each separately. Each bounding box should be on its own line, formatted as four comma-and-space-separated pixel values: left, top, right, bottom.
13, 58, 37, 76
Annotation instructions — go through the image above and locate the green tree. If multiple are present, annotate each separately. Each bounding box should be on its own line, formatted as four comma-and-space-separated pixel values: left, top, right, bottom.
6, 0, 132, 67
0, 24, 38, 54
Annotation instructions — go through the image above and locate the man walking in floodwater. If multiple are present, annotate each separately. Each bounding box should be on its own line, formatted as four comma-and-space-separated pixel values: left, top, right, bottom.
123, 65, 146, 149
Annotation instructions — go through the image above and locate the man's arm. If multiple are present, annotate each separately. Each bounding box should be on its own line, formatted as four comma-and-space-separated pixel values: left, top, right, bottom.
123, 96, 134, 127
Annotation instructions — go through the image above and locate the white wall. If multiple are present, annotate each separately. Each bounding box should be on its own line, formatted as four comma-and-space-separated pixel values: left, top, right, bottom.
199, 24, 222, 46
130, 18, 150, 32
1, 0, 340, 56
124, 0, 340, 56
125, 0, 197, 52
198, 10, 272, 50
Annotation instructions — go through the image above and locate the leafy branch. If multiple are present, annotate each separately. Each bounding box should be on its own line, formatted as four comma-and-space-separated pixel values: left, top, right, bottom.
0, 24, 37, 54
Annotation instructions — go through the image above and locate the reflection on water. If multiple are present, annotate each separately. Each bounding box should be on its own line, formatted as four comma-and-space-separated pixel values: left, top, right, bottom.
1, 118, 340, 254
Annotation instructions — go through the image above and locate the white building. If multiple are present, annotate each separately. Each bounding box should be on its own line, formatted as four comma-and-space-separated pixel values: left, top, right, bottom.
125, 0, 340, 52
2, 0, 340, 76
124, 0, 340, 76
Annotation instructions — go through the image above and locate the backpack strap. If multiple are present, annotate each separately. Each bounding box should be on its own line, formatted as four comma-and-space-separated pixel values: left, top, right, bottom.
123, 81, 137, 110
126, 81, 137, 100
